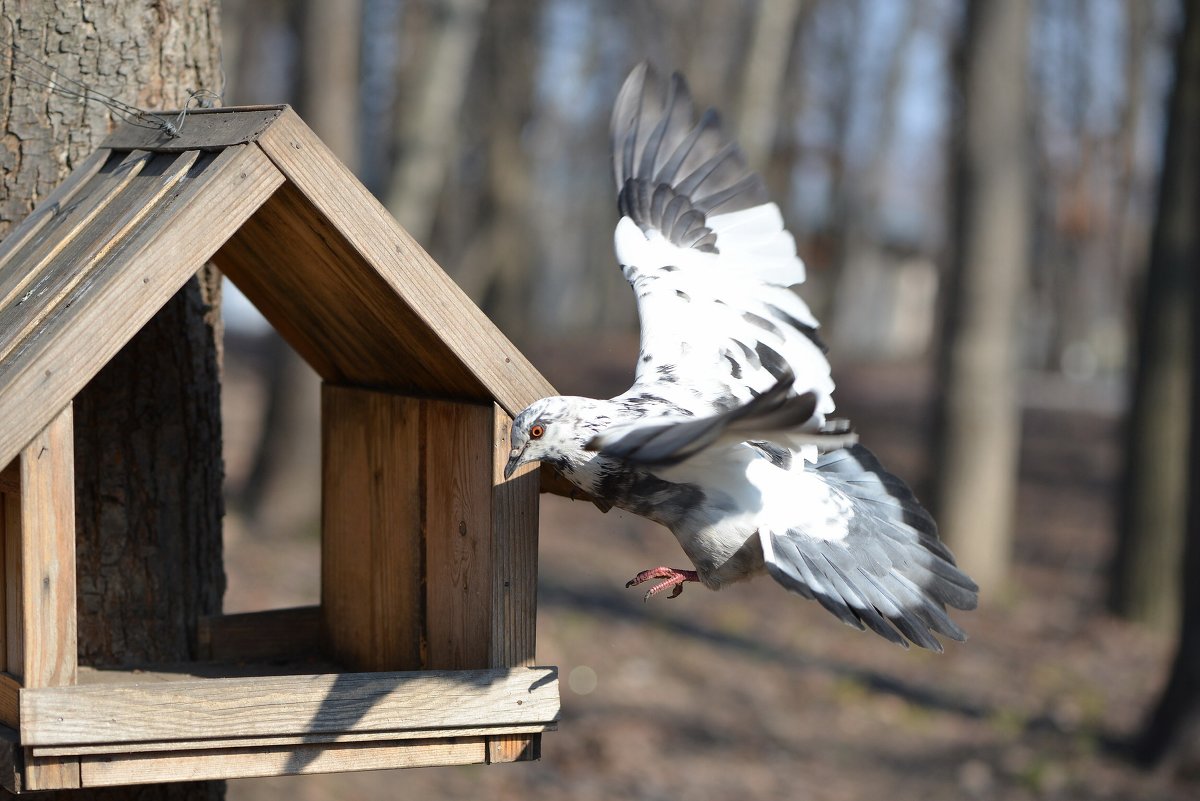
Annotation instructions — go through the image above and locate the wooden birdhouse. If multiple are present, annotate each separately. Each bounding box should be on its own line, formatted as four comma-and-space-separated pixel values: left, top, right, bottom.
0, 106, 560, 791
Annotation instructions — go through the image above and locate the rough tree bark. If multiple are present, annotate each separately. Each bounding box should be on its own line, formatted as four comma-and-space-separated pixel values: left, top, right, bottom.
1109, 0, 1194, 630
1, 2, 225, 799
1128, 0, 1200, 770
932, 0, 1031, 594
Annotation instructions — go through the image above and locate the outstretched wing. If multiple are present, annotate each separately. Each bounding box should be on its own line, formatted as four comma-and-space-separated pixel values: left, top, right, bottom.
760, 445, 978, 651
610, 63, 833, 422
588, 372, 856, 467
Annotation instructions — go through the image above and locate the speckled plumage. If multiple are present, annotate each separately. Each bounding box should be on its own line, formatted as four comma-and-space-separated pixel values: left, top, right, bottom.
506, 64, 977, 651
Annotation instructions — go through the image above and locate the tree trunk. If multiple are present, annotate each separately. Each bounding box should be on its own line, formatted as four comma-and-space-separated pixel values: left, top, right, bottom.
1, 3, 225, 799
1109, 0, 1195, 630
932, 0, 1031, 594
1128, 0, 1200, 769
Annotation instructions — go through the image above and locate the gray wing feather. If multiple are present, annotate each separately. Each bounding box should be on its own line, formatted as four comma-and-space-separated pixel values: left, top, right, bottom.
587, 374, 850, 466
612, 63, 768, 252
763, 444, 978, 651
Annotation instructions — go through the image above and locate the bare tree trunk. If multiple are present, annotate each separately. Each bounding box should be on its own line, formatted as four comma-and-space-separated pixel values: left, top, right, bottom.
932, 0, 1031, 594
1130, 0, 1200, 766
299, 0, 363, 173
384, 0, 487, 243
1108, 0, 1189, 630
0, 2, 225, 799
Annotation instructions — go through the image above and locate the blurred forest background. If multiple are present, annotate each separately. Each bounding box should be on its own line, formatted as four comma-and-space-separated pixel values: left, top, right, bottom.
211, 0, 1200, 798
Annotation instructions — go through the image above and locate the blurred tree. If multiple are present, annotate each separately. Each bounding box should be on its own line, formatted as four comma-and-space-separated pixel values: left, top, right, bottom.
0, 2, 225, 800
1110, 0, 1193, 630
932, 0, 1031, 593
385, 0, 487, 243
1129, 0, 1200, 769
736, 0, 806, 169
432, 0, 542, 343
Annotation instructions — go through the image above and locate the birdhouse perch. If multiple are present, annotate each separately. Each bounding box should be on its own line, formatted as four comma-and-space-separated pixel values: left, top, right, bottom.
0, 106, 560, 791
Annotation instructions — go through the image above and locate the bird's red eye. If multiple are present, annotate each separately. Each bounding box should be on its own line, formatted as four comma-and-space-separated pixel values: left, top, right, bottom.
530, 424, 545, 439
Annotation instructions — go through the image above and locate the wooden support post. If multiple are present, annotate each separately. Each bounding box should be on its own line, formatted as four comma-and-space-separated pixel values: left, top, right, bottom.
322, 386, 424, 671
423, 400, 493, 671
321, 390, 543, 757
488, 405, 541, 763
4, 406, 80, 789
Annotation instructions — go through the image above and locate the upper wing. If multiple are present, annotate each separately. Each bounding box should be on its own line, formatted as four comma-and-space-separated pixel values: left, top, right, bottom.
610, 63, 833, 422
587, 372, 856, 467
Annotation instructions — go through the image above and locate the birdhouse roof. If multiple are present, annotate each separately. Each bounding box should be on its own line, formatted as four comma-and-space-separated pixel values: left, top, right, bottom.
0, 105, 555, 468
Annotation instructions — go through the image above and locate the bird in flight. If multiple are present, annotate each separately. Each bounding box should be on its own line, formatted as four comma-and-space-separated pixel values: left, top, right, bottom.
504, 63, 977, 651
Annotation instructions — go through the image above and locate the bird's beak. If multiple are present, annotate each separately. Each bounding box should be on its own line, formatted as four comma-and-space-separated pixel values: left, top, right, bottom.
503, 447, 525, 480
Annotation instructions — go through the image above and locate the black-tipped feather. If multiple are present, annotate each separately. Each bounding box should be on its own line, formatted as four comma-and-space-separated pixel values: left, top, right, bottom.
612, 63, 768, 253
761, 444, 977, 651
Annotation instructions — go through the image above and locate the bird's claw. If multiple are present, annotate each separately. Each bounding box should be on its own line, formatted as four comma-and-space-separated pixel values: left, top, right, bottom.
626, 566, 699, 601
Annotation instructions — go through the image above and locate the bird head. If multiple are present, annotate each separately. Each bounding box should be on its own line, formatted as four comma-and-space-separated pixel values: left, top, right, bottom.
504, 396, 604, 480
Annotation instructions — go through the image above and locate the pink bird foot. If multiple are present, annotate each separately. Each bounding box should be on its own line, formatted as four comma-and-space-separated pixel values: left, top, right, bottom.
626, 566, 700, 601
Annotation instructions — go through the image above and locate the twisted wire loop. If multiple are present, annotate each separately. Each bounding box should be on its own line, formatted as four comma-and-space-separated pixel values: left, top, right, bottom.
0, 39, 222, 139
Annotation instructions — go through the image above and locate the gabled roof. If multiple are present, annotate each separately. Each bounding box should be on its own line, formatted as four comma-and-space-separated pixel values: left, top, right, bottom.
0, 106, 555, 468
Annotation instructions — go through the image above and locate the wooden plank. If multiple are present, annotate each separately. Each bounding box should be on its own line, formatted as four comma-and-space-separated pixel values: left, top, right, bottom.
253, 107, 555, 417
78, 738, 486, 787
197, 606, 322, 662
488, 404, 542, 763
0, 479, 11, 680
24, 753, 80, 791
2, 489, 17, 684
0, 462, 17, 494
21, 666, 559, 747
0, 673, 20, 730
0, 151, 202, 366
33, 723, 554, 757
102, 107, 286, 153
321, 385, 423, 672
424, 400, 493, 671
0, 147, 115, 277
15, 405, 76, 690
4, 408, 83, 788
0, 143, 285, 470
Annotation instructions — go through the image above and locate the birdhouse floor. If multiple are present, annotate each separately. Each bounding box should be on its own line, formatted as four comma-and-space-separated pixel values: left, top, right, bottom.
0, 606, 557, 791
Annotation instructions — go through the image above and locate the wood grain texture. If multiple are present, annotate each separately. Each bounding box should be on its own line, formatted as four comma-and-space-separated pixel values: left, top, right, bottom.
77, 738, 487, 786
252, 107, 555, 417
33, 723, 554, 757
0, 143, 284, 470
23, 753, 80, 791
424, 400, 493, 671
0, 150, 201, 367
322, 385, 424, 672
0, 462, 16, 494
2, 489, 17, 683
15, 405, 76, 691
488, 405, 542, 763
0, 147, 109, 279
0, 150, 150, 309
102, 107, 287, 153
197, 606, 322, 662
21, 666, 559, 746
0, 673, 18, 731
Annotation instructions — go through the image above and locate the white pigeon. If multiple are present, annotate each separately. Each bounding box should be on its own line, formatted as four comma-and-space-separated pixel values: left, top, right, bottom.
504, 63, 978, 651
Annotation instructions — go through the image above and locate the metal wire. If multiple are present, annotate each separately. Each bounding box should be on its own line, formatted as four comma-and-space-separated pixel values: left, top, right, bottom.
1, 39, 222, 139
